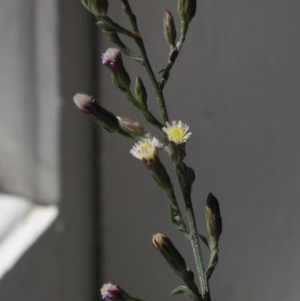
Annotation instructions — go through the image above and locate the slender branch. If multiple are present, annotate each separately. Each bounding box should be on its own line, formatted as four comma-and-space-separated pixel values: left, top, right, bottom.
125, 91, 163, 128
159, 21, 188, 90
174, 160, 210, 301
120, 0, 169, 124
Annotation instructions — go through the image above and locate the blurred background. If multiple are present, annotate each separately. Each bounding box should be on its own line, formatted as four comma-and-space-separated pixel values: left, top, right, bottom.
1, 0, 300, 300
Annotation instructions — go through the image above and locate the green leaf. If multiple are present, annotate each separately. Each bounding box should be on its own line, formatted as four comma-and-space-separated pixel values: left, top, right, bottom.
198, 234, 209, 248
171, 285, 199, 300
205, 248, 219, 280
170, 204, 187, 233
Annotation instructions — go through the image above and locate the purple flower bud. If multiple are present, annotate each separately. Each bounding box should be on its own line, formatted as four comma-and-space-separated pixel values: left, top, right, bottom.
73, 93, 96, 115
100, 283, 130, 301
102, 48, 131, 92
73, 93, 119, 132
102, 48, 122, 70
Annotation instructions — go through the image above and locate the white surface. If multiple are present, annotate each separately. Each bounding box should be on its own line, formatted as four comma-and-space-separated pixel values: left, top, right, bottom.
0, 193, 58, 279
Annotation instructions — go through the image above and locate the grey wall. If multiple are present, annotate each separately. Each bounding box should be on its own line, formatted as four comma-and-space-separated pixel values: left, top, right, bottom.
100, 1, 300, 301
0, 1, 99, 301
1, 1, 300, 301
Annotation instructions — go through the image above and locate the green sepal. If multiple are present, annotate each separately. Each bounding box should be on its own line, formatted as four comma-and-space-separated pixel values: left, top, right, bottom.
198, 234, 209, 248
171, 285, 200, 300
175, 162, 195, 199
135, 76, 148, 110
81, 0, 108, 17
102, 31, 138, 59
170, 204, 187, 233
205, 247, 219, 280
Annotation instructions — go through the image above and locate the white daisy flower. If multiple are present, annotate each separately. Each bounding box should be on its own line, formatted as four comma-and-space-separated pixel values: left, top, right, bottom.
162, 120, 191, 144
130, 137, 160, 162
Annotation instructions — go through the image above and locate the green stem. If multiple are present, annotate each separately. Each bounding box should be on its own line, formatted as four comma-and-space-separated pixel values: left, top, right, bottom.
125, 91, 163, 128
120, 0, 169, 124
159, 21, 188, 90
186, 198, 210, 301
175, 161, 210, 301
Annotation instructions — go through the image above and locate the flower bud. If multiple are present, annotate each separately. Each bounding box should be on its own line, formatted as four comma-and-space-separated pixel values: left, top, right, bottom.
73, 93, 119, 132
135, 76, 147, 109
148, 157, 175, 196
177, 0, 197, 24
117, 116, 148, 138
163, 10, 177, 48
81, 0, 108, 17
152, 233, 188, 277
205, 193, 222, 247
102, 48, 131, 92
101, 283, 130, 301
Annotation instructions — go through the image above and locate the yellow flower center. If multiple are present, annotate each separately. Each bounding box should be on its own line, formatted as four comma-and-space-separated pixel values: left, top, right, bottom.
167, 127, 186, 142
135, 141, 155, 160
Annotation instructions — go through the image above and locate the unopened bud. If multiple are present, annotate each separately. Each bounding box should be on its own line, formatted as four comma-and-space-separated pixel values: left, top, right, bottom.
101, 283, 130, 301
135, 76, 147, 109
163, 10, 177, 48
177, 0, 197, 25
205, 193, 222, 247
148, 157, 175, 198
81, 0, 108, 17
117, 116, 148, 138
152, 233, 188, 277
73, 93, 119, 132
102, 48, 131, 92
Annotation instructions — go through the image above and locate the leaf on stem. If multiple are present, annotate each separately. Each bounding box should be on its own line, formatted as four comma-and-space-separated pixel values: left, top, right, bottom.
171, 285, 202, 300
170, 204, 187, 233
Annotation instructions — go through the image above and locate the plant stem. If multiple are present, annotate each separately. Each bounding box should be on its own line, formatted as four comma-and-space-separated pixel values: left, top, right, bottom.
125, 91, 163, 128
121, 0, 169, 124
159, 21, 188, 89
175, 162, 210, 301
186, 198, 211, 301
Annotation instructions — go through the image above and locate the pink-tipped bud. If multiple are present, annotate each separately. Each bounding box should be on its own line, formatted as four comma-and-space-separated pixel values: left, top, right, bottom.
100, 283, 130, 301
117, 116, 147, 138
73, 93, 96, 115
102, 48, 131, 92
102, 48, 122, 70
163, 10, 177, 48
152, 233, 188, 277
73, 93, 119, 132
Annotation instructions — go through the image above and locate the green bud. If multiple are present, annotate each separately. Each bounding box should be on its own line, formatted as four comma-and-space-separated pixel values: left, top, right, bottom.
102, 48, 131, 92
117, 116, 148, 138
135, 76, 148, 109
205, 193, 222, 247
177, 0, 197, 24
163, 10, 177, 49
152, 233, 188, 277
81, 0, 108, 17
148, 157, 173, 192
